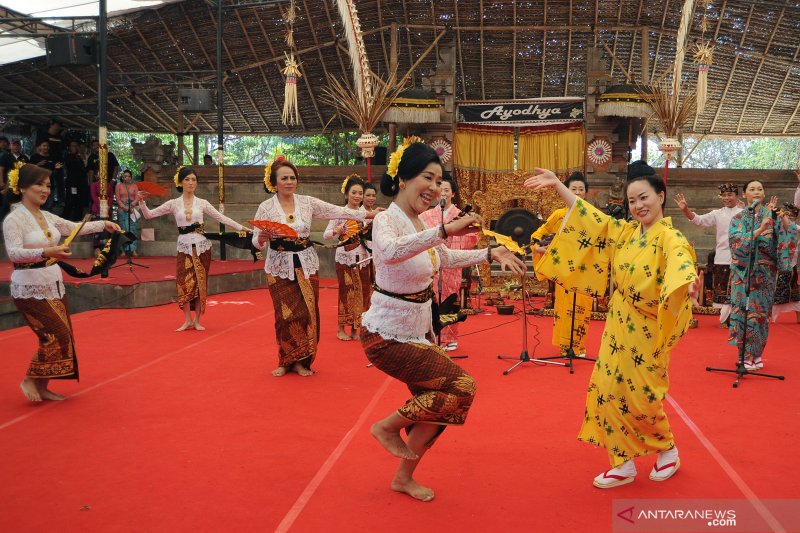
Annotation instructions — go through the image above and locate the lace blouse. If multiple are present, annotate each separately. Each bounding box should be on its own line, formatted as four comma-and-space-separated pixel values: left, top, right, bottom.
323, 205, 370, 268
2, 204, 106, 299
139, 196, 244, 255
251, 194, 367, 280
361, 203, 488, 344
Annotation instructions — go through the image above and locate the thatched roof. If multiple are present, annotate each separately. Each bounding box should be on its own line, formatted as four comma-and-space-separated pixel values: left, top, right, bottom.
1, 0, 798, 136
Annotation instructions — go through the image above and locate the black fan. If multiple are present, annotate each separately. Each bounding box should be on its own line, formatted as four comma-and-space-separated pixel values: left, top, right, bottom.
494, 208, 542, 248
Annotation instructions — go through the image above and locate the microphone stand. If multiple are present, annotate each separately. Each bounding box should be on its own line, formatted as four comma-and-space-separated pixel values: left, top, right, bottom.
498, 257, 567, 375
706, 203, 784, 387
111, 190, 147, 271
538, 290, 596, 373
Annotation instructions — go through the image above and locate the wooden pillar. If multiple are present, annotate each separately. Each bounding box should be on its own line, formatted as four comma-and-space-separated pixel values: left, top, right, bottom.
177, 110, 185, 165
192, 133, 199, 165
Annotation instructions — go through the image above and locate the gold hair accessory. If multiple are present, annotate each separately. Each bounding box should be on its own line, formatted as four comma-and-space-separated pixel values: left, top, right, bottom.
718, 182, 738, 195
7, 161, 24, 194
341, 173, 360, 194
264, 154, 285, 193
386, 136, 424, 179
173, 166, 184, 187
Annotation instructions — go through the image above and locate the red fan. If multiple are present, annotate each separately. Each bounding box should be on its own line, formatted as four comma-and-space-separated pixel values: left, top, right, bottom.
136, 181, 167, 197
248, 219, 299, 239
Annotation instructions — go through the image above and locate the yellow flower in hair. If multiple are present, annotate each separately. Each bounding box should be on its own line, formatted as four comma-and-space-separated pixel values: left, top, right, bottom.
341, 173, 360, 194
7, 162, 24, 194
173, 166, 184, 187
386, 136, 425, 178
264, 154, 284, 193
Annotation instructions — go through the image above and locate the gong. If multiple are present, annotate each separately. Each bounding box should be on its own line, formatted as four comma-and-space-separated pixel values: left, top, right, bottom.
494, 208, 542, 248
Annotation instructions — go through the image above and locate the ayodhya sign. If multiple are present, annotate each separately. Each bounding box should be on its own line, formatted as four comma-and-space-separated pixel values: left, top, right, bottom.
457, 98, 584, 126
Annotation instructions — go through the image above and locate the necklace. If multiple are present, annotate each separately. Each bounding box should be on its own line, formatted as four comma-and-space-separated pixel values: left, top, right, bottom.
33, 212, 52, 239
286, 213, 295, 223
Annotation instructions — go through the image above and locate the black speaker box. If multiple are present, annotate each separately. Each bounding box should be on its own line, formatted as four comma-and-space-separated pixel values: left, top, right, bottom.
46, 34, 96, 66
373, 146, 388, 165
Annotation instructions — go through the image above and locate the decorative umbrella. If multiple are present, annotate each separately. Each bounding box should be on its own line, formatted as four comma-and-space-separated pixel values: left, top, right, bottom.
596, 84, 652, 119
382, 88, 440, 124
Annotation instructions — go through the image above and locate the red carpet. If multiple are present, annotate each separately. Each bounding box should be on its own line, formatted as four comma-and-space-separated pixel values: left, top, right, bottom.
0, 257, 261, 287
0, 288, 797, 532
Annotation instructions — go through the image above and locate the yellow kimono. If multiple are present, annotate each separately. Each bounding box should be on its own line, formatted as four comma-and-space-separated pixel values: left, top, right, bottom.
532, 207, 594, 355
536, 199, 697, 467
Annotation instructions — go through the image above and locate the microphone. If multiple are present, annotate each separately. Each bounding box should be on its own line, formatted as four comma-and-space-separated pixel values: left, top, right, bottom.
440, 198, 446, 209
748, 198, 760, 211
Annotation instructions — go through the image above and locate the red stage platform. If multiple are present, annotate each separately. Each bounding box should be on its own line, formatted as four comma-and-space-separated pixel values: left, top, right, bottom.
0, 256, 262, 286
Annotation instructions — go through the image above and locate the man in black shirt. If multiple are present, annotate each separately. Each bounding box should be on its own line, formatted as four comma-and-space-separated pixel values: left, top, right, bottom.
0, 138, 30, 192
35, 119, 66, 204
29, 140, 63, 211
63, 140, 89, 221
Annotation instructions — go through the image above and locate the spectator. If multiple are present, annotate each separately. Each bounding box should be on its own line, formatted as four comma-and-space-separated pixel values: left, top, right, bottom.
35, 119, 66, 204
63, 140, 89, 221
0, 137, 28, 191
115, 169, 140, 256
87, 138, 120, 182
203, 154, 214, 166
29, 140, 63, 211
89, 168, 112, 218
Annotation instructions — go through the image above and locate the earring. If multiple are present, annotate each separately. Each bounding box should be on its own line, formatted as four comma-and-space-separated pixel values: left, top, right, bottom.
399, 182, 406, 190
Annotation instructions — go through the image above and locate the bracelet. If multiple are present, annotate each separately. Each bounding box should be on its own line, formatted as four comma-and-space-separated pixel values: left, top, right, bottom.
487, 246, 494, 263
440, 223, 448, 239
41, 249, 47, 259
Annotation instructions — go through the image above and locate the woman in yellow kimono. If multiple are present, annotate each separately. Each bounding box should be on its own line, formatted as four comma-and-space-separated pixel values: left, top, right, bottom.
525, 162, 697, 489
530, 172, 594, 357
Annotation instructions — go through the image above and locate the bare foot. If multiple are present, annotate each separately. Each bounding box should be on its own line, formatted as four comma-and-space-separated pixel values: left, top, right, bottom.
391, 478, 435, 502
175, 321, 193, 332
337, 331, 351, 341
272, 366, 288, 377
370, 422, 418, 460
39, 388, 66, 401
20, 379, 42, 402
193, 322, 206, 331
292, 362, 315, 377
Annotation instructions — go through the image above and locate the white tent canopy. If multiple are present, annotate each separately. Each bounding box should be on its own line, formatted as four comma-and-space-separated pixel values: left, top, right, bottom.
0, 0, 182, 66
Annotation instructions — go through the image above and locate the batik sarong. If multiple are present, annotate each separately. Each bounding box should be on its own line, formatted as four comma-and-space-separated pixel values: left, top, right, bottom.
361, 329, 476, 446
176, 247, 212, 313
710, 264, 732, 305
14, 296, 78, 380
336, 263, 371, 328
267, 268, 320, 369
773, 268, 800, 305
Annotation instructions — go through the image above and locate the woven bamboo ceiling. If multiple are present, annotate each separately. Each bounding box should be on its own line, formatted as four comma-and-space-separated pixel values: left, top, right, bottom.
1, 0, 798, 136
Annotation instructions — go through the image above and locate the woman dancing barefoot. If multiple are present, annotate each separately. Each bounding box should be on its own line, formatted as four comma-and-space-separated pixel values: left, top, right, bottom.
362, 139, 525, 501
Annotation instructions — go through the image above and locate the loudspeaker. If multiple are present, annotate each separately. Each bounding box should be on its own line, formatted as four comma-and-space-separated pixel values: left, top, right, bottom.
179, 89, 213, 112
373, 145, 387, 165
46, 34, 96, 66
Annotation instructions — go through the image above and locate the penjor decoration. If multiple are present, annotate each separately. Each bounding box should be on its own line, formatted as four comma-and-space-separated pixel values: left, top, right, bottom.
693, 0, 714, 115
281, 0, 301, 126
325, 0, 408, 180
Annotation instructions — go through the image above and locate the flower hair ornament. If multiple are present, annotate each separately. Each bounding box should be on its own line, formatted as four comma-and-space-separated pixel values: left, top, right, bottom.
386, 135, 425, 179
173, 165, 184, 187
7, 161, 25, 194
341, 173, 360, 194
264, 154, 286, 193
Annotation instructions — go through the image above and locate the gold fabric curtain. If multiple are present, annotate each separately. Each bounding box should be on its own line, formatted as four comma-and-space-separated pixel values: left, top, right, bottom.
517, 123, 585, 178
453, 125, 515, 204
